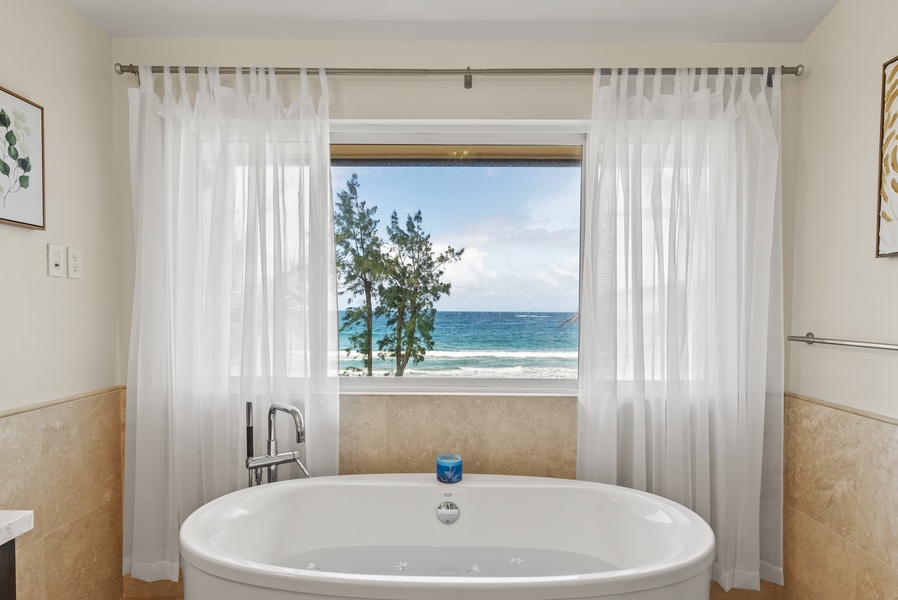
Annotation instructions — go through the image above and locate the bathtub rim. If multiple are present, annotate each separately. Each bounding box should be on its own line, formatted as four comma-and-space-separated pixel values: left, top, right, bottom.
180, 474, 716, 600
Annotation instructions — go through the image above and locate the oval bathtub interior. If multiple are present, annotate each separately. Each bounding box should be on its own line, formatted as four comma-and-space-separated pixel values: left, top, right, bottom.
182, 474, 715, 600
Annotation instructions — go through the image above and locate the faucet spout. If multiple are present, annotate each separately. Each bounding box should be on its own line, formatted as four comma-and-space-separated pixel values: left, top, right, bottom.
265, 403, 306, 483
268, 403, 305, 446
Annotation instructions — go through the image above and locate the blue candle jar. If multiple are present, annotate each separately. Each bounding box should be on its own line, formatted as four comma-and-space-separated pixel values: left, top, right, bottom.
436, 453, 463, 483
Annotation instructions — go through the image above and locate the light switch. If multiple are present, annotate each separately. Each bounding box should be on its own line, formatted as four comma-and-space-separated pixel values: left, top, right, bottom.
47, 244, 63, 277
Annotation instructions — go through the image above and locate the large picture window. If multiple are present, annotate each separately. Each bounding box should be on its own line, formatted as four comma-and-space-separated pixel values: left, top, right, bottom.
331, 144, 581, 380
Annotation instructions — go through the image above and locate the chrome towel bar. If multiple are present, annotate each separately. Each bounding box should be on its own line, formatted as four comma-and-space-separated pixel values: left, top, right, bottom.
787, 332, 898, 352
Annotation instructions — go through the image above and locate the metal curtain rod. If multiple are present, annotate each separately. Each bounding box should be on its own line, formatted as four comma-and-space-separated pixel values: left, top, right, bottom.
114, 63, 805, 80
787, 332, 898, 353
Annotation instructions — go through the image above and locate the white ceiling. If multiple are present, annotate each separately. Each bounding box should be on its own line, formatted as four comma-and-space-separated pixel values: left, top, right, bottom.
65, 0, 839, 43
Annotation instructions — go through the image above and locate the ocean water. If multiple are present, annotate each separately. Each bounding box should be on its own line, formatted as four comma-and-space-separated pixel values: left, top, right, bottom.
338, 311, 578, 378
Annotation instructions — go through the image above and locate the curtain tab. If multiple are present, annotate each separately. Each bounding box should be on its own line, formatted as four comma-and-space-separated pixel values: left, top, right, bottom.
235, 67, 245, 101
591, 68, 602, 109
726, 69, 738, 105
318, 67, 329, 99
300, 67, 309, 97
138, 65, 154, 93
162, 66, 173, 96
742, 66, 752, 96
268, 67, 278, 101
179, 68, 188, 103
687, 69, 697, 95
198, 67, 209, 97
249, 68, 258, 98
769, 67, 782, 94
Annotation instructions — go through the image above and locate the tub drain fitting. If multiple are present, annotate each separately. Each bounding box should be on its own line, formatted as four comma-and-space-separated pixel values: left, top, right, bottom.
437, 501, 460, 524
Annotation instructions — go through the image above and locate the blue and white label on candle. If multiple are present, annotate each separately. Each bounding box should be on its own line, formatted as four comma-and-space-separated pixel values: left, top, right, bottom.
436, 453, 463, 483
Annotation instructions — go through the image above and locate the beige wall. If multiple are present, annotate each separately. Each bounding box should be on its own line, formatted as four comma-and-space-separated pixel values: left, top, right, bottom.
0, 0, 119, 412
789, 0, 898, 418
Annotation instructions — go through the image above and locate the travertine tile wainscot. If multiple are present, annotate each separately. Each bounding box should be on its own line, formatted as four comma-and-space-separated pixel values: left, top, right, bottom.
0, 388, 123, 600
10, 390, 893, 599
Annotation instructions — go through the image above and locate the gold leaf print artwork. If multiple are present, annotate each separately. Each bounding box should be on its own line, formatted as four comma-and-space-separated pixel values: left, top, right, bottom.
879, 56, 898, 255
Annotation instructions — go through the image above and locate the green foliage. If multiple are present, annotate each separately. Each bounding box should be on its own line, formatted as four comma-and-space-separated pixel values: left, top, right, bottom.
376, 210, 464, 376
0, 104, 32, 208
334, 175, 464, 376
334, 173, 384, 376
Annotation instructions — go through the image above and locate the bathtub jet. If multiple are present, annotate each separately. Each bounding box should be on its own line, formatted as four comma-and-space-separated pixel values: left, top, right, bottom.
179, 473, 716, 600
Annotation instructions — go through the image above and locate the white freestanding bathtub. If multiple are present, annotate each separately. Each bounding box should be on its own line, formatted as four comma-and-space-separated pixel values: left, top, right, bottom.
180, 474, 715, 600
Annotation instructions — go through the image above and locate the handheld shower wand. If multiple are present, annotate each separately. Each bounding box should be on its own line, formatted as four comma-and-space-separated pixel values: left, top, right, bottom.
246, 402, 258, 486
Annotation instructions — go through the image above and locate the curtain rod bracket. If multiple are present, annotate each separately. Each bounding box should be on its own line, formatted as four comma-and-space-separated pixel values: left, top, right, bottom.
464, 67, 472, 90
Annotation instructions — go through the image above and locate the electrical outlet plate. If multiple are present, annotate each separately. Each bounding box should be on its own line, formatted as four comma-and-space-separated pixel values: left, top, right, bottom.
47, 244, 63, 277
67, 247, 82, 279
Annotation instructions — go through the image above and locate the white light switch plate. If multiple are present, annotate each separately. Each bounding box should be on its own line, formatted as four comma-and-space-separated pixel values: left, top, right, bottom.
47, 244, 63, 277
67, 247, 82, 279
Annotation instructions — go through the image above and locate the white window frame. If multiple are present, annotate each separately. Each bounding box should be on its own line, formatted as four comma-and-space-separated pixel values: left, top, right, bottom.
330, 119, 589, 396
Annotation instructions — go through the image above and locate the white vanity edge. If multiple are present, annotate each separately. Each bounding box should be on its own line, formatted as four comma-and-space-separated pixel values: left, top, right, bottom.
0, 511, 34, 546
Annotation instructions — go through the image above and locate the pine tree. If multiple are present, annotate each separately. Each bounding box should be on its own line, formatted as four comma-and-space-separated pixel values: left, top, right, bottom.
377, 210, 464, 376
334, 174, 383, 376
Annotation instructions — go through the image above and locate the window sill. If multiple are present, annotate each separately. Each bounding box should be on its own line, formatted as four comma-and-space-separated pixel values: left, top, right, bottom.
338, 377, 578, 397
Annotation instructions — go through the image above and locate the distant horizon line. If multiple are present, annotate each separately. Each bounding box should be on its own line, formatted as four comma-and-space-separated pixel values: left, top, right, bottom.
337, 309, 578, 314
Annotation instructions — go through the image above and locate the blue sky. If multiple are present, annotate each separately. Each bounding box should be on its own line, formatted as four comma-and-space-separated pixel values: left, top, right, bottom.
332, 164, 581, 312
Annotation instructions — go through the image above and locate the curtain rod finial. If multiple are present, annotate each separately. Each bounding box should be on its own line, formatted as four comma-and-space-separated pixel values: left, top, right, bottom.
115, 63, 138, 76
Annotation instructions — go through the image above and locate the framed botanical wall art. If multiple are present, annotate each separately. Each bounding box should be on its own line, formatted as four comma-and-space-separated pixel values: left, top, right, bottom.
0, 86, 44, 230
878, 54, 898, 257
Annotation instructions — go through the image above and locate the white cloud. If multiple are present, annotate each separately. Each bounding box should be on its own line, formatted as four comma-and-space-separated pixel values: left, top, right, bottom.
438, 246, 579, 312
441, 247, 498, 290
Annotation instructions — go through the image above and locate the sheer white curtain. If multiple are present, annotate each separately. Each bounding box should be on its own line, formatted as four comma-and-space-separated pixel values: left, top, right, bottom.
123, 66, 339, 582
578, 68, 784, 591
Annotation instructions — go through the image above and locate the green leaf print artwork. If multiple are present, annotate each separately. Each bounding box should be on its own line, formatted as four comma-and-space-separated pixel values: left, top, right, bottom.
0, 104, 33, 208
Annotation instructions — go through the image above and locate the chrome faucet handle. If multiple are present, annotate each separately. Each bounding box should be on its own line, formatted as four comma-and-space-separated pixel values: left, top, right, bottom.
293, 455, 310, 478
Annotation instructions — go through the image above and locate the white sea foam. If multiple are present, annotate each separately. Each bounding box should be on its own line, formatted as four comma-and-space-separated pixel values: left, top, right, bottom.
402, 366, 577, 379
424, 350, 577, 360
